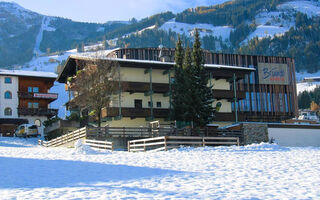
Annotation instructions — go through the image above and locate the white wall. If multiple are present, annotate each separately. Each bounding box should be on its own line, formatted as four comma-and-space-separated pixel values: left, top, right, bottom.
23, 116, 48, 137
0, 76, 19, 118
268, 128, 320, 147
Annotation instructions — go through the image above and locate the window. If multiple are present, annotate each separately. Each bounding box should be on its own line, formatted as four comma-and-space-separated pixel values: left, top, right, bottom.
156, 102, 162, 108
148, 101, 153, 108
4, 91, 12, 99
4, 107, 12, 116
28, 102, 39, 108
33, 87, 39, 93
28, 87, 39, 93
134, 99, 142, 109
4, 77, 12, 84
33, 103, 39, 108
34, 119, 41, 127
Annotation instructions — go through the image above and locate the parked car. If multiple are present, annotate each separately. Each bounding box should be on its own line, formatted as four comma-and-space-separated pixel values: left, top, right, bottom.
14, 124, 39, 137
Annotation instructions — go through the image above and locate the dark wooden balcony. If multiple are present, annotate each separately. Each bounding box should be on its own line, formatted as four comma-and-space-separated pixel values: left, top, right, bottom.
212, 90, 246, 100
18, 92, 58, 102
123, 82, 169, 94
104, 107, 169, 118
18, 108, 58, 117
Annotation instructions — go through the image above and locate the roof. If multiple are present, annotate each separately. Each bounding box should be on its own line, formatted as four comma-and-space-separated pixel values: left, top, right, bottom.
68, 55, 256, 71
0, 69, 57, 79
57, 55, 255, 83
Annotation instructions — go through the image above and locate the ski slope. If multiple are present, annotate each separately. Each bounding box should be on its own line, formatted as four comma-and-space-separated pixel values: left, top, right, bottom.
0, 137, 319, 199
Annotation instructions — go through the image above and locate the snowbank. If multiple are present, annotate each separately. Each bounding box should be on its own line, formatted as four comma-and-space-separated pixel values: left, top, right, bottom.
0, 137, 319, 199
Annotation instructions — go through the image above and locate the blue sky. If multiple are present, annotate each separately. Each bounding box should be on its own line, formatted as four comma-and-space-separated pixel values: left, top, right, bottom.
2, 0, 227, 23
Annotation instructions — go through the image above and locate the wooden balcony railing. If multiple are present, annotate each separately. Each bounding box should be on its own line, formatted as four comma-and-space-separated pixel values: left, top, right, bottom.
18, 108, 58, 117
104, 107, 169, 118
18, 92, 58, 101
212, 90, 246, 100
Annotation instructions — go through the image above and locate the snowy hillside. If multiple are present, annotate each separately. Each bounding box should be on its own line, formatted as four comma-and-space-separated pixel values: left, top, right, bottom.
160, 19, 233, 41
296, 71, 320, 93
0, 137, 319, 199
279, 0, 320, 17
0, 2, 39, 19
241, 0, 320, 44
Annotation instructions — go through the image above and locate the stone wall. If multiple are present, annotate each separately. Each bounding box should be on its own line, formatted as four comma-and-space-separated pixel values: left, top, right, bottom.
242, 123, 269, 145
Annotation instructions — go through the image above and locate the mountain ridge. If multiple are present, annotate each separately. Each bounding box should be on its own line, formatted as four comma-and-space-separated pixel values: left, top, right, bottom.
1, 0, 320, 72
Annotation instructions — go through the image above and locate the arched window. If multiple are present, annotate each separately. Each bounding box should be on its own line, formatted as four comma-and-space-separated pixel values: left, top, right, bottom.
4, 107, 12, 116
4, 91, 12, 99
34, 119, 41, 127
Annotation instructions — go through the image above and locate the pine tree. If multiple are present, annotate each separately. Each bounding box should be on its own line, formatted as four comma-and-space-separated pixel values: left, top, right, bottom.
172, 31, 216, 129
189, 30, 215, 127
171, 36, 186, 121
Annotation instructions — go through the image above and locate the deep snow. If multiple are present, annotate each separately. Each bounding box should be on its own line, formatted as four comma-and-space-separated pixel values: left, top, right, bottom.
0, 137, 319, 199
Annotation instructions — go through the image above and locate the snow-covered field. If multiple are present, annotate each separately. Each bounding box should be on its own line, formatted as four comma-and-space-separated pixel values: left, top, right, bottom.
0, 137, 319, 199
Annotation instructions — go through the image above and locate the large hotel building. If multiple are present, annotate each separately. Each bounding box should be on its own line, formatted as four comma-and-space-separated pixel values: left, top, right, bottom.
58, 48, 298, 127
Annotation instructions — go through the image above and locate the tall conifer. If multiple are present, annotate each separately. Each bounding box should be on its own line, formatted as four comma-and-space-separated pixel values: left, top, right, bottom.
171, 36, 186, 121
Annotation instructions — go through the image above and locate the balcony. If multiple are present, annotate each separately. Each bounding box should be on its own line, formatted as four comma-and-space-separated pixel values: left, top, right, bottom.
124, 82, 169, 94
18, 92, 58, 102
212, 90, 246, 100
18, 108, 58, 117
104, 107, 169, 118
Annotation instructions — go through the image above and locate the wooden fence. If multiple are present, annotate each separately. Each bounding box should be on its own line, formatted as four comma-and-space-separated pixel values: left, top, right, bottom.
85, 139, 114, 151
128, 136, 240, 152
40, 127, 87, 147
40, 126, 242, 150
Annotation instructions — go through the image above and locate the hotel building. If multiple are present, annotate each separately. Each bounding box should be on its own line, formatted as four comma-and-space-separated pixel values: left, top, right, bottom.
57, 48, 298, 127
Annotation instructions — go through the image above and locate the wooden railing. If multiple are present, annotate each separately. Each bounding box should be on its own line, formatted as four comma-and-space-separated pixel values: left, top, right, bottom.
128, 136, 240, 152
40, 127, 87, 147
85, 139, 113, 151
40, 126, 242, 149
18, 108, 58, 117
86, 126, 174, 138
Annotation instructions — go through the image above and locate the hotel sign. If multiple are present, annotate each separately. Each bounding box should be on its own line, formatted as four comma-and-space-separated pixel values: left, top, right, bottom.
34, 93, 58, 99
258, 63, 289, 85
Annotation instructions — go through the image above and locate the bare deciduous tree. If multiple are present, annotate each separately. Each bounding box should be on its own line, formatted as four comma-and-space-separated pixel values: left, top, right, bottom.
70, 57, 120, 127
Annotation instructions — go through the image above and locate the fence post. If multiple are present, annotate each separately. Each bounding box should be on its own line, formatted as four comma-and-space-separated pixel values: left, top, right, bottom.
202, 137, 205, 147
237, 137, 240, 146
164, 136, 167, 151
144, 140, 146, 152
111, 142, 114, 151
123, 127, 125, 137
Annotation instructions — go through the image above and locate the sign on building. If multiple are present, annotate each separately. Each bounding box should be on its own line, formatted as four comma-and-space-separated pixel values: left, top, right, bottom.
34, 93, 58, 99
258, 63, 289, 85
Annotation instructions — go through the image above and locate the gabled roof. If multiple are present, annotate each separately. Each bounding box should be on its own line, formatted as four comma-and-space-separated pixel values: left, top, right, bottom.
0, 69, 57, 79
57, 55, 255, 83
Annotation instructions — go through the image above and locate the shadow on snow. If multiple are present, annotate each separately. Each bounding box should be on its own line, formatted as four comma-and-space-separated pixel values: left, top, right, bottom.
0, 157, 183, 189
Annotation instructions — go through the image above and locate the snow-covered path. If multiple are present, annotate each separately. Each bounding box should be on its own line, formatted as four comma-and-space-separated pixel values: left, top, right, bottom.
0, 138, 319, 199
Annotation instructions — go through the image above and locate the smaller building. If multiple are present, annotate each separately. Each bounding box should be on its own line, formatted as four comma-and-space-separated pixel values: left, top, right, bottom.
0, 69, 58, 136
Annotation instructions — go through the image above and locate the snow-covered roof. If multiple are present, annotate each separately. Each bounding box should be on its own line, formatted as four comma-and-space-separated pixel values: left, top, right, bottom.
0, 69, 57, 79
68, 55, 256, 71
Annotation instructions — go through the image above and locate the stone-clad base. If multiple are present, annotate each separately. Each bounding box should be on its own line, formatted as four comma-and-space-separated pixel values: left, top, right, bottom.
242, 123, 269, 145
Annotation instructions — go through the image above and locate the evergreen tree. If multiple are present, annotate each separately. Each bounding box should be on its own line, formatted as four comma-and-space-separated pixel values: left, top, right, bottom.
172, 31, 215, 129
171, 36, 186, 121
298, 91, 312, 109
189, 30, 215, 127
